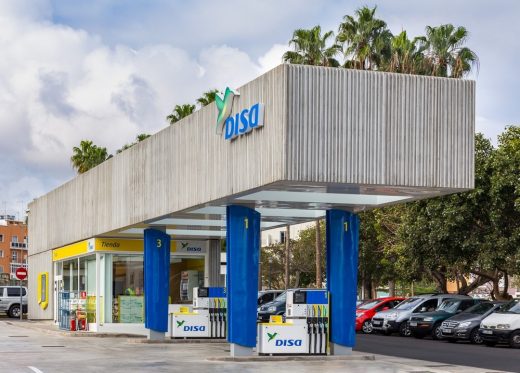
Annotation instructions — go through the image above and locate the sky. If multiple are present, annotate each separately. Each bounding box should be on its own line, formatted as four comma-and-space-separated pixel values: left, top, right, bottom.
0, 0, 518, 219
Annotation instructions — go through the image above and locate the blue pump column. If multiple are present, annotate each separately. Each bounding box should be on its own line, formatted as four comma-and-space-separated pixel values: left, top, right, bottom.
326, 210, 359, 355
144, 228, 171, 340
226, 205, 261, 357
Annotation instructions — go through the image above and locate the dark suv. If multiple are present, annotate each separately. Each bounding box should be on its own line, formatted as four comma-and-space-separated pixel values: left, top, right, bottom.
410, 298, 482, 339
257, 291, 286, 323
440, 301, 506, 344
258, 290, 284, 306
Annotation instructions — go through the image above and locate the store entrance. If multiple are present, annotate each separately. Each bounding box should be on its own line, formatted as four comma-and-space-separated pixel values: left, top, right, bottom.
169, 256, 205, 304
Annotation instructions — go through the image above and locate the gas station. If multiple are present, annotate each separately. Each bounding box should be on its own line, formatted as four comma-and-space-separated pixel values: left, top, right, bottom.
27, 64, 475, 357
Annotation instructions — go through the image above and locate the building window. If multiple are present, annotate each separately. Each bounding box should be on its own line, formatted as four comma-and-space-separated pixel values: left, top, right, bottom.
11, 252, 17, 262
12, 235, 18, 243
279, 231, 286, 244
0, 250, 3, 258
0, 265, 3, 273
0, 234, 3, 242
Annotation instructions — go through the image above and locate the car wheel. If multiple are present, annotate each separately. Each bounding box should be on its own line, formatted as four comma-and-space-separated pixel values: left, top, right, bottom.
362, 320, 373, 334
484, 341, 496, 347
399, 321, 411, 337
510, 330, 520, 349
432, 323, 442, 340
470, 328, 483, 344
8, 304, 21, 318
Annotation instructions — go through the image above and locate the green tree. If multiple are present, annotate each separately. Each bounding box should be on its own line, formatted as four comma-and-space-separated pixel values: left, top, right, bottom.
197, 89, 219, 107
116, 133, 151, 154
166, 104, 195, 125
336, 6, 392, 70
283, 25, 341, 67
71, 140, 109, 174
419, 24, 479, 78
381, 30, 427, 74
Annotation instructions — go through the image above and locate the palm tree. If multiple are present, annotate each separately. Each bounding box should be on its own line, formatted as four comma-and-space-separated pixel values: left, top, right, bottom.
381, 30, 427, 74
419, 24, 479, 78
197, 89, 219, 107
337, 6, 392, 70
166, 104, 195, 125
283, 25, 341, 67
71, 140, 109, 174
116, 133, 151, 154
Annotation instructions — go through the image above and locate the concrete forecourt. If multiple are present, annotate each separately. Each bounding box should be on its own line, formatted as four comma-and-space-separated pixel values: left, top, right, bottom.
27, 64, 475, 358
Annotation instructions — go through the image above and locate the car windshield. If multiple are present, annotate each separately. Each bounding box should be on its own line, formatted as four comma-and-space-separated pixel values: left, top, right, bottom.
497, 300, 520, 314
464, 302, 494, 315
274, 292, 286, 302
358, 300, 380, 310
394, 298, 421, 310
437, 300, 461, 313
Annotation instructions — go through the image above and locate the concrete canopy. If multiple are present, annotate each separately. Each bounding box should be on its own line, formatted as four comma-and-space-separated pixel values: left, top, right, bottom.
29, 64, 474, 246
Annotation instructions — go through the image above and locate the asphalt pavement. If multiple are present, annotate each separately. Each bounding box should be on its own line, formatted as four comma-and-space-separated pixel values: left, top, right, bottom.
354, 332, 520, 373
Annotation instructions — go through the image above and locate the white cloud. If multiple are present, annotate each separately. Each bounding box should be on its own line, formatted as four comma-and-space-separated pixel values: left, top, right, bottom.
0, 0, 282, 217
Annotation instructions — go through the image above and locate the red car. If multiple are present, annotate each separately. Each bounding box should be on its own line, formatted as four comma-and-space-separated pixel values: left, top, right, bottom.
356, 297, 405, 334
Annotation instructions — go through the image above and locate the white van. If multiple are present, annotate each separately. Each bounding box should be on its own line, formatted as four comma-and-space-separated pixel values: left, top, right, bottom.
479, 299, 520, 348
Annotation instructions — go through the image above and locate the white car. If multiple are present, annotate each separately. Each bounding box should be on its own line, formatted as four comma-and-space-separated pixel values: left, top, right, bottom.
479, 299, 520, 348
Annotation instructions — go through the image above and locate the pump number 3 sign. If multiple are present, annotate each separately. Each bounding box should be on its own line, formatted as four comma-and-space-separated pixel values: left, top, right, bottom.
156, 239, 162, 248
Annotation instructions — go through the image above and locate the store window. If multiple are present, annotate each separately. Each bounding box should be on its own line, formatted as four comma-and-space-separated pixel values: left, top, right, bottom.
111, 255, 144, 323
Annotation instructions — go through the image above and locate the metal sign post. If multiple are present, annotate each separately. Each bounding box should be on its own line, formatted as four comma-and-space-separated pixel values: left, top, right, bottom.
15, 267, 27, 321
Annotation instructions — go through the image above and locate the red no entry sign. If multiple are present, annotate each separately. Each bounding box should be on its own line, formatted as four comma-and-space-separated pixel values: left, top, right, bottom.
15, 267, 27, 281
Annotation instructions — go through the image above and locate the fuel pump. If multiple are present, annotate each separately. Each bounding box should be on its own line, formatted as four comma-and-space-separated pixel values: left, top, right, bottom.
257, 289, 329, 355
171, 287, 226, 338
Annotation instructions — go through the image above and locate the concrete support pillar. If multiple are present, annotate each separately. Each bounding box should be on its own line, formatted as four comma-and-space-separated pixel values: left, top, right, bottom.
326, 210, 359, 355
144, 227, 170, 341
207, 239, 222, 287
226, 205, 260, 357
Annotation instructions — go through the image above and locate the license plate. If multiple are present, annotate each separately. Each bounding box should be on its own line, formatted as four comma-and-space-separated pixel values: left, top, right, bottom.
442, 328, 452, 334
410, 322, 417, 327
373, 321, 381, 326
482, 329, 493, 335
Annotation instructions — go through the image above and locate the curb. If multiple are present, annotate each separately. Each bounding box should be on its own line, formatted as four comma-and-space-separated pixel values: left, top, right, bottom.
6, 321, 145, 339
127, 338, 227, 344
207, 354, 376, 362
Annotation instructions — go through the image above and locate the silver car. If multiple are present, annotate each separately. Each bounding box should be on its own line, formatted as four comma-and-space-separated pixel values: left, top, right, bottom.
0, 286, 28, 318
371, 294, 470, 336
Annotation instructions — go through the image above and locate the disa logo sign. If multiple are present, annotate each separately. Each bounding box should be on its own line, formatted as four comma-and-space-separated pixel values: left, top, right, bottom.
267, 332, 302, 346
215, 87, 264, 141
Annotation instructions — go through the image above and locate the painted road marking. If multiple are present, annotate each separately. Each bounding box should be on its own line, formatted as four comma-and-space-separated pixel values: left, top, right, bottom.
28, 367, 44, 373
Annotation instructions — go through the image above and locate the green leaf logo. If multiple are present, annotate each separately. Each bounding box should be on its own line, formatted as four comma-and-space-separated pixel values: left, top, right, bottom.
267, 332, 278, 342
181, 242, 189, 249
176, 320, 185, 328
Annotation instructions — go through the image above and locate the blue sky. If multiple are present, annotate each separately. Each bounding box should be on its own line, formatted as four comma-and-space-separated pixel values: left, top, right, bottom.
0, 0, 518, 218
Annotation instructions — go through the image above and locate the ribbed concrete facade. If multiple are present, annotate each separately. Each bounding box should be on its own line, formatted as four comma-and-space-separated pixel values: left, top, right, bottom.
28, 64, 475, 319
285, 66, 475, 188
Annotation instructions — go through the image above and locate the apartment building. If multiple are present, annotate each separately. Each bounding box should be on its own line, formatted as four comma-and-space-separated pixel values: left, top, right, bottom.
0, 215, 28, 283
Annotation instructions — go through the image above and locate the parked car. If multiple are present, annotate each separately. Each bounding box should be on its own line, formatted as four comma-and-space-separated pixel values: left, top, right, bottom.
409, 298, 483, 339
479, 299, 520, 348
372, 294, 470, 337
440, 301, 506, 344
258, 290, 284, 306
356, 297, 405, 334
0, 286, 28, 318
257, 291, 286, 323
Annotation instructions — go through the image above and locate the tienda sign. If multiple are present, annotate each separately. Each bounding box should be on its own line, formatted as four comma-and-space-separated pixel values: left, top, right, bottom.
215, 87, 264, 140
